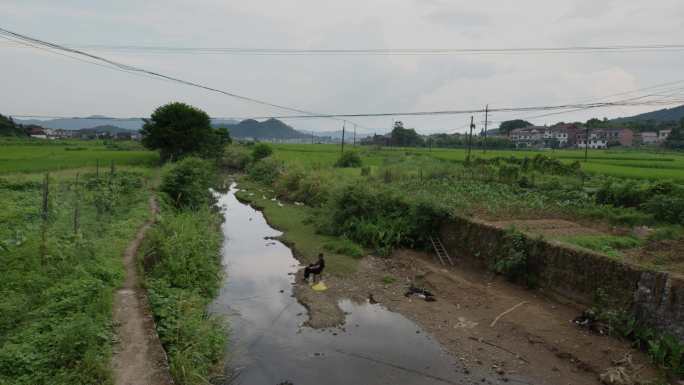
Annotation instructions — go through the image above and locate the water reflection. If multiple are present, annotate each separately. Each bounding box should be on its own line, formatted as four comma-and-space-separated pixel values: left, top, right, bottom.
210, 184, 473, 385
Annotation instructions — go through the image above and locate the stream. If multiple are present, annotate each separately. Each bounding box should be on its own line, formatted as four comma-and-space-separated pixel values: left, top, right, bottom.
210, 184, 477, 385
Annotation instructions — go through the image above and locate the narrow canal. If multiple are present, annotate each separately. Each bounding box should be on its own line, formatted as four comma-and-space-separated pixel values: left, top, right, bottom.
210, 184, 479, 385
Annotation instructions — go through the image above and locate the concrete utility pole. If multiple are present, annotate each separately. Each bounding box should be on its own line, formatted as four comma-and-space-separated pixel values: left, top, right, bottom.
341, 122, 346, 154
311, 130, 314, 145
353, 124, 357, 146
467, 116, 475, 163
483, 104, 489, 154
584, 125, 589, 162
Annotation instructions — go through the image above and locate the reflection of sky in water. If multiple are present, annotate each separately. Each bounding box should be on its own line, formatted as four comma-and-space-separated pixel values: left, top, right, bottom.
210, 185, 474, 385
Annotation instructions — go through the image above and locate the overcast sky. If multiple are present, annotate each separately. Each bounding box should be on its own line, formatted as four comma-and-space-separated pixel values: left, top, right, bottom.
2, 0, 684, 134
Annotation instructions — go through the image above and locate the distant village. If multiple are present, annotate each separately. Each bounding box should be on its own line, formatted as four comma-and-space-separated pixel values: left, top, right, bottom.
508, 124, 671, 149
26, 126, 142, 141
20, 119, 677, 150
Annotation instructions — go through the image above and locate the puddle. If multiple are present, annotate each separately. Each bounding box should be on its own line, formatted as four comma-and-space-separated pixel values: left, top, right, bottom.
210, 184, 479, 385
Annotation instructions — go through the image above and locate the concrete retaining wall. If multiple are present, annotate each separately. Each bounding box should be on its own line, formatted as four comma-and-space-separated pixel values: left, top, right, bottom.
439, 216, 684, 342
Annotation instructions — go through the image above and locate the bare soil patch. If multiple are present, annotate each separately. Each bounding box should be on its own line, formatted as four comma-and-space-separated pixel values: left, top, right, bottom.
296, 250, 661, 385
111, 197, 173, 385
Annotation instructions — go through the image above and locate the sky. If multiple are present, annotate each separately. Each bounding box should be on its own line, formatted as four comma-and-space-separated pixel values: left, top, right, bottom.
1, 0, 684, 134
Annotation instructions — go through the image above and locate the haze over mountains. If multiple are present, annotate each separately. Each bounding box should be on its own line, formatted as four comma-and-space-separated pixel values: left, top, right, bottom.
12, 104, 684, 139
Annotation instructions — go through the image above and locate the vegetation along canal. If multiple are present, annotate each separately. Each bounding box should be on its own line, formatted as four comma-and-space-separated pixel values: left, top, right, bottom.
210, 184, 497, 385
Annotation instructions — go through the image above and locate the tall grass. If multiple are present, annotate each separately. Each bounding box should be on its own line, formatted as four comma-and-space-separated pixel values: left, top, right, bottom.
0, 171, 151, 385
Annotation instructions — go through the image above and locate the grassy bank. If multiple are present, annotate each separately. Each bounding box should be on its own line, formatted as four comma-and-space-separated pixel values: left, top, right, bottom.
235, 179, 360, 276
140, 158, 227, 385
234, 143, 684, 273
0, 168, 153, 385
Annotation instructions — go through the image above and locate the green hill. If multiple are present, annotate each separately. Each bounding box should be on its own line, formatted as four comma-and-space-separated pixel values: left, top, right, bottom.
216, 118, 308, 139
613, 105, 684, 124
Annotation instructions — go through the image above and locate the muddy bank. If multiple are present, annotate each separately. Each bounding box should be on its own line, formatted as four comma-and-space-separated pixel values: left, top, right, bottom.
441, 216, 684, 344
297, 250, 662, 385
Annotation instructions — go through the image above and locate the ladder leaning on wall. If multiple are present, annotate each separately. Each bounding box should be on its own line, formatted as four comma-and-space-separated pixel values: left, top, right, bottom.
429, 235, 454, 266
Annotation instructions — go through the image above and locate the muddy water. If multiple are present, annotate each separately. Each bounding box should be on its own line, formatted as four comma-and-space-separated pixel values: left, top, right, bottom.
211, 185, 474, 385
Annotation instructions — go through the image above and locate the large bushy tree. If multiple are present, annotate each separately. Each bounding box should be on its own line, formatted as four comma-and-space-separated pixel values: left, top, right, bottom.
0, 114, 27, 137
498, 120, 532, 136
390, 121, 423, 147
141, 102, 230, 161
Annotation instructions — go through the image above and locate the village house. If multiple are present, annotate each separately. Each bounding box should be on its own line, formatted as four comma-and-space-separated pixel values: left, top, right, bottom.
658, 129, 671, 143
576, 130, 608, 149
28, 126, 47, 139
637, 132, 659, 145
510, 124, 578, 149
605, 128, 634, 147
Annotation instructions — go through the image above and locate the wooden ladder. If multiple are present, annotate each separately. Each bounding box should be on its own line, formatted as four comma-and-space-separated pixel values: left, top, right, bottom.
429, 235, 454, 266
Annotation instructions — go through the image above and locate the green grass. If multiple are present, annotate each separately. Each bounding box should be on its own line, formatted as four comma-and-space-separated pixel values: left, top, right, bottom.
268, 144, 684, 181
236, 179, 360, 276
558, 234, 643, 258
238, 143, 684, 273
0, 170, 153, 385
0, 140, 159, 174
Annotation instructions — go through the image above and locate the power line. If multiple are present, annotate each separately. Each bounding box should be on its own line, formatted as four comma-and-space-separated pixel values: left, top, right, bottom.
0, 27, 367, 129
4, 41, 684, 55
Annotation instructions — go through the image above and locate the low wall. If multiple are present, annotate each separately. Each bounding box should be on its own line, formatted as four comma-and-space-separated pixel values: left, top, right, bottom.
439, 216, 684, 342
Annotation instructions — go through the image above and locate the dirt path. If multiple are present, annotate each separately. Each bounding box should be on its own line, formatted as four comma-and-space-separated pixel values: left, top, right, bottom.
296, 250, 662, 385
111, 197, 173, 385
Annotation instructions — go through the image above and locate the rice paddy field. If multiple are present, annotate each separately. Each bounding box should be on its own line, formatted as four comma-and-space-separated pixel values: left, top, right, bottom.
270, 143, 684, 182
0, 139, 158, 174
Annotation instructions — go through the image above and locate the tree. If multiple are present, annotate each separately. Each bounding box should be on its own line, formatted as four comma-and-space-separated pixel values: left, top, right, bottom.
252, 143, 273, 161
0, 114, 27, 137
664, 119, 684, 150
390, 121, 423, 147
499, 120, 532, 136
141, 102, 229, 161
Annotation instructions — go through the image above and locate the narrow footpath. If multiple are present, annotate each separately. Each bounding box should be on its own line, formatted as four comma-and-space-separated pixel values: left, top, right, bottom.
111, 197, 173, 385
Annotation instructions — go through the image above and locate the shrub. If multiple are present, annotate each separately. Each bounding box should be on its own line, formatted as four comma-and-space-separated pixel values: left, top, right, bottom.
247, 157, 284, 185
251, 143, 273, 161
335, 151, 362, 168
492, 229, 536, 287
323, 238, 364, 258
642, 194, 684, 225
160, 157, 216, 209
318, 183, 448, 255
274, 167, 305, 200
221, 146, 251, 171
292, 173, 330, 206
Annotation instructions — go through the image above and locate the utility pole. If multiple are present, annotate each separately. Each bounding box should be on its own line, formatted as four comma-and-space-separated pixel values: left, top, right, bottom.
467, 116, 475, 163
483, 104, 489, 154
341, 122, 346, 154
311, 130, 314, 145
353, 124, 357, 146
584, 125, 589, 162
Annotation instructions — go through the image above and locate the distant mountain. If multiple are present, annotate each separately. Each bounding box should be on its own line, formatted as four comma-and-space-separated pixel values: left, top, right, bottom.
79, 125, 135, 134
15, 116, 240, 131
612, 105, 684, 124
217, 118, 309, 139
16, 116, 145, 131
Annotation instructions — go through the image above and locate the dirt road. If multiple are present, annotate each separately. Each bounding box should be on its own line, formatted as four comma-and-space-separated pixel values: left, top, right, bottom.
111, 197, 173, 385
